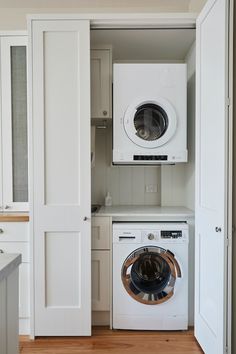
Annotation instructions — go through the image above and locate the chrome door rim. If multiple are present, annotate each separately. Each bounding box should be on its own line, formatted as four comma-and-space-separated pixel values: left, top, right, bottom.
121, 246, 181, 305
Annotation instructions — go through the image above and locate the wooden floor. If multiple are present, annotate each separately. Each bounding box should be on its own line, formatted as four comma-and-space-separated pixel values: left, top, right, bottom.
20, 327, 203, 354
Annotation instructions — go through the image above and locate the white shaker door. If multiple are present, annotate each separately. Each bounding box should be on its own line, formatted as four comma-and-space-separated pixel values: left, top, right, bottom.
30, 19, 91, 335
195, 0, 232, 353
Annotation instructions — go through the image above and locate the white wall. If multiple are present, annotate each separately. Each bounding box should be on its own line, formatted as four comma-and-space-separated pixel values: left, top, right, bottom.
91, 126, 161, 206
161, 42, 195, 210
188, 0, 207, 12
0, 0, 207, 30
160, 43, 196, 326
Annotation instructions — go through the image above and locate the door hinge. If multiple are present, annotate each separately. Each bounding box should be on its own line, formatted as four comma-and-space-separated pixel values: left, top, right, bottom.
225, 345, 228, 354
227, 97, 231, 106
226, 237, 231, 247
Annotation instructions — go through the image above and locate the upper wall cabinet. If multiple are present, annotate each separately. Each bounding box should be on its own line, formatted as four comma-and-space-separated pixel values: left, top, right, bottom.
91, 47, 112, 120
0, 35, 28, 211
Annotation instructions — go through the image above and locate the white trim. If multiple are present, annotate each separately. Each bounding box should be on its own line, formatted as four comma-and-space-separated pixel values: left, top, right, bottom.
27, 16, 35, 340
0, 31, 28, 37
226, 0, 234, 353
0, 39, 3, 211
27, 13, 197, 29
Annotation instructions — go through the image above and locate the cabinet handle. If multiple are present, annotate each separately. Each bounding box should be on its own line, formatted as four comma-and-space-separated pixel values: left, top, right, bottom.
0, 249, 4, 253
83, 216, 90, 221
0, 229, 3, 234
103, 110, 108, 116
215, 227, 222, 233
4, 205, 10, 210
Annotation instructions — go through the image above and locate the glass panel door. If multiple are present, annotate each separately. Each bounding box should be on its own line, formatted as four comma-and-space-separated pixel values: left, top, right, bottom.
1, 36, 28, 211
11, 45, 28, 203
134, 103, 169, 141
122, 246, 181, 304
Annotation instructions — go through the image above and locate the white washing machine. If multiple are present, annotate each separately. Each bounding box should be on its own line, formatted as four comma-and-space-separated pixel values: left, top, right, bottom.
113, 63, 187, 164
112, 222, 189, 330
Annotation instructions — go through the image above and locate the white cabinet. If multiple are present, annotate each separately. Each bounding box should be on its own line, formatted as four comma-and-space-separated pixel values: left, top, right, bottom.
0, 35, 28, 211
92, 216, 111, 315
91, 48, 112, 120
92, 216, 110, 249
0, 222, 30, 334
92, 250, 110, 311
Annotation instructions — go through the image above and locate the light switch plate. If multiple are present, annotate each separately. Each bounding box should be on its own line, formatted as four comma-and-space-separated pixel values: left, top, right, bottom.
145, 184, 158, 193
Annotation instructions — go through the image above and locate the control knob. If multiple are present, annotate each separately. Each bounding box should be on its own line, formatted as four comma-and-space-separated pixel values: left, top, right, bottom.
148, 233, 155, 240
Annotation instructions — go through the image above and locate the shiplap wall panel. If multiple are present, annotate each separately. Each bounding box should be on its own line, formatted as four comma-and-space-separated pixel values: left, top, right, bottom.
92, 126, 161, 206
161, 164, 186, 206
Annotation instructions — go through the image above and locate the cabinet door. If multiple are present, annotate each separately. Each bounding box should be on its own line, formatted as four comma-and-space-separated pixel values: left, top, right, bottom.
1, 36, 28, 211
92, 217, 110, 250
195, 0, 232, 353
0, 278, 7, 354
91, 49, 112, 119
92, 250, 110, 311
30, 19, 91, 336
19, 263, 30, 319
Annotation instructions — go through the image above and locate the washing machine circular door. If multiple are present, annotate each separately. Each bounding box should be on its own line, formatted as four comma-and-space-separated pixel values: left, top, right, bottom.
121, 246, 181, 305
123, 98, 177, 148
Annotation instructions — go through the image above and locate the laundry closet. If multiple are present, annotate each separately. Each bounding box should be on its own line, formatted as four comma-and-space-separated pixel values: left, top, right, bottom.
90, 27, 196, 327
27, 2, 232, 354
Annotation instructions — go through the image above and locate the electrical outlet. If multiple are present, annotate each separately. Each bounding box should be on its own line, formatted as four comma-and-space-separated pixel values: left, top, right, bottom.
145, 184, 158, 193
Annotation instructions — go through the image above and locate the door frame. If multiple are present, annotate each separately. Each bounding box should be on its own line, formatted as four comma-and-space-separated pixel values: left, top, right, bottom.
28, 13, 196, 339
27, 10, 233, 347
27, 13, 197, 29
226, 0, 234, 352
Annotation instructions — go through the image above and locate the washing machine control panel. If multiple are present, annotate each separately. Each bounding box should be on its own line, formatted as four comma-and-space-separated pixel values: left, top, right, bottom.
161, 230, 182, 239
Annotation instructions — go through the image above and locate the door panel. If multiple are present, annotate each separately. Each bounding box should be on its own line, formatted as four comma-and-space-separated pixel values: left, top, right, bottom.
195, 0, 231, 353
30, 19, 91, 336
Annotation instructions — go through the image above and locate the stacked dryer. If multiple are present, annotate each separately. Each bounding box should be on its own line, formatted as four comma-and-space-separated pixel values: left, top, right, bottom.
113, 63, 187, 164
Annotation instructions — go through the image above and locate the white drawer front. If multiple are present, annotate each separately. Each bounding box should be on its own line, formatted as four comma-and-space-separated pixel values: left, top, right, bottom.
92, 217, 110, 250
0, 222, 29, 242
0, 242, 29, 262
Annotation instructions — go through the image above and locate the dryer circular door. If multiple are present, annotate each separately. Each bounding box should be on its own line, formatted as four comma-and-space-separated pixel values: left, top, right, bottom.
123, 98, 177, 148
121, 246, 181, 305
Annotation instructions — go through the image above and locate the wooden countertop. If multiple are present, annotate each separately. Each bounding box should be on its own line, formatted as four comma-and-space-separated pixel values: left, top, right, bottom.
0, 213, 29, 222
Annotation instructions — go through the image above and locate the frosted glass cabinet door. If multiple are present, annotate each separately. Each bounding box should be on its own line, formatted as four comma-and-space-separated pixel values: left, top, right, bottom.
1, 36, 28, 211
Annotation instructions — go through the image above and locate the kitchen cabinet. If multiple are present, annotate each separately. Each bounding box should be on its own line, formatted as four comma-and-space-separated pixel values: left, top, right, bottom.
0, 35, 28, 211
92, 251, 110, 311
91, 47, 112, 120
92, 216, 111, 314
0, 222, 30, 334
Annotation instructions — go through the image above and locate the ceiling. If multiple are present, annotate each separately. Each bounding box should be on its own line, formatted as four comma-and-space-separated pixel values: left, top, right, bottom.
91, 29, 195, 61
